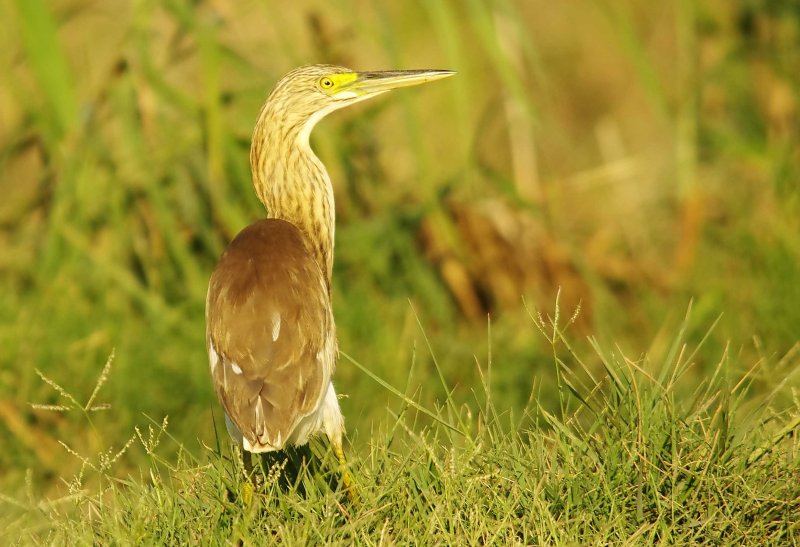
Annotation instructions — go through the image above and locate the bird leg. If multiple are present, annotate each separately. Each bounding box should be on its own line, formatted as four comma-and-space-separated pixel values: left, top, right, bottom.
242, 447, 254, 478
239, 445, 255, 506
331, 439, 358, 506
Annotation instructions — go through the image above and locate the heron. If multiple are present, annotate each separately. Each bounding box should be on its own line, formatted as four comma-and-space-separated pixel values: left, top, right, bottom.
205, 64, 454, 498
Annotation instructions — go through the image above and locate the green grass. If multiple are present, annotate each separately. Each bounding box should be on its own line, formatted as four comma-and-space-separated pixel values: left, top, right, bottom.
1, 0, 799, 543
3, 307, 799, 544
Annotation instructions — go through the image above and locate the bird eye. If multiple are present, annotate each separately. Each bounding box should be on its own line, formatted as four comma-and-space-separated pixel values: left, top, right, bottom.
319, 77, 334, 89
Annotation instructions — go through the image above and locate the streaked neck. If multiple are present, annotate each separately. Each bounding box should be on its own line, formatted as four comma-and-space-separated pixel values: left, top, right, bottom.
250, 103, 335, 281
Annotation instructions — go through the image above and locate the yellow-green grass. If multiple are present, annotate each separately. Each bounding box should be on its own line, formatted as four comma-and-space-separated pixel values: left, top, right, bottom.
3, 308, 800, 543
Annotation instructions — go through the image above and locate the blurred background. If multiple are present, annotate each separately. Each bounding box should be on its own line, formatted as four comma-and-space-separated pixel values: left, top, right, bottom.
0, 0, 798, 497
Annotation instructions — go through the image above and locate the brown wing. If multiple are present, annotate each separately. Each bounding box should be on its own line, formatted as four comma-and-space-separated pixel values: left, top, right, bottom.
205, 218, 333, 451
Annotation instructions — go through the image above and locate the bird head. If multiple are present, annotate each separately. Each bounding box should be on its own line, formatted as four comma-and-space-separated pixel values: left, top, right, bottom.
265, 64, 455, 136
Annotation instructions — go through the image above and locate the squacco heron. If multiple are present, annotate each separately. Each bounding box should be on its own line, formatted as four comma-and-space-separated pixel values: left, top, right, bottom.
205, 64, 454, 496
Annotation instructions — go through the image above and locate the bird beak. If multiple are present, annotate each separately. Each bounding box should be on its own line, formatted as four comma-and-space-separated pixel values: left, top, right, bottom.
343, 69, 455, 98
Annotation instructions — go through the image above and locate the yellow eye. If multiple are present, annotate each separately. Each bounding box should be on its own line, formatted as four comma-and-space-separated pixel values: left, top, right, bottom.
319, 77, 334, 89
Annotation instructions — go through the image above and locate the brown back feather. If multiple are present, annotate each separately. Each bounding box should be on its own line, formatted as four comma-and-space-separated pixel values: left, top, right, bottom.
206, 218, 332, 449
